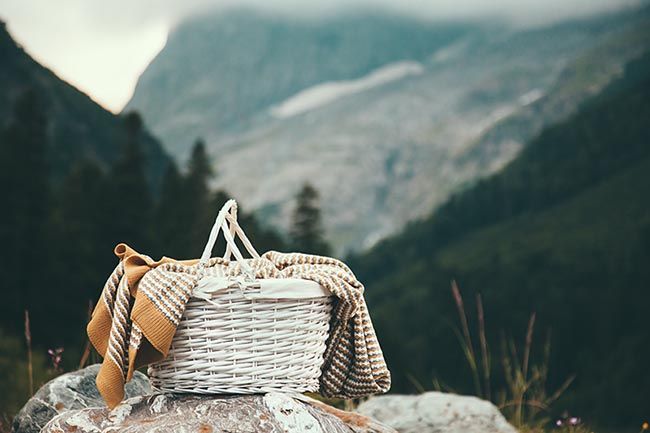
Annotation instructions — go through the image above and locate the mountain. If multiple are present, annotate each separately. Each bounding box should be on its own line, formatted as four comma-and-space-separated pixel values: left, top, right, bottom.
127, 11, 470, 155
126, 6, 650, 252
349, 52, 650, 425
0, 21, 170, 188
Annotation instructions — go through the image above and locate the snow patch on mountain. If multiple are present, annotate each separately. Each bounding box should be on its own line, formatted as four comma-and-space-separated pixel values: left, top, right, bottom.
431, 38, 471, 63
519, 89, 544, 105
270, 61, 424, 118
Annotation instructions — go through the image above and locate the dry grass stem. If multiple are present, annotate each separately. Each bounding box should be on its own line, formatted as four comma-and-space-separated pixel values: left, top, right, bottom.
23, 310, 33, 396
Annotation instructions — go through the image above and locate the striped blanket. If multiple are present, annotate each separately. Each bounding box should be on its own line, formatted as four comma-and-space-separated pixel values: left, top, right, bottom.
88, 243, 390, 408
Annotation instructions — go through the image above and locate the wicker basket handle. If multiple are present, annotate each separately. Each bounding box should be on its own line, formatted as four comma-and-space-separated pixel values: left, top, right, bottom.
199, 199, 260, 279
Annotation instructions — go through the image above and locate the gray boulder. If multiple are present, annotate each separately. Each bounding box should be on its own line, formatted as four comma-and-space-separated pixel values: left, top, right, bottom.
41, 392, 396, 433
356, 391, 518, 433
12, 364, 151, 433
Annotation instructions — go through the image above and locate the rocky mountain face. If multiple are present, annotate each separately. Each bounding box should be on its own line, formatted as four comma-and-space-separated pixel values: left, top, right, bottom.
126, 7, 649, 252
0, 22, 170, 189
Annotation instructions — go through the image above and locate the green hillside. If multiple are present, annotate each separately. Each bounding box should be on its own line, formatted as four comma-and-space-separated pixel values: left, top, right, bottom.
0, 21, 170, 188
351, 52, 650, 425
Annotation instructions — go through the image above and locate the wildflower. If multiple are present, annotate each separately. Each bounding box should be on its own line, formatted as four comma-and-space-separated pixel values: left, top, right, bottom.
642, 421, 649, 430
48, 347, 64, 371
569, 417, 581, 426
556, 419, 563, 427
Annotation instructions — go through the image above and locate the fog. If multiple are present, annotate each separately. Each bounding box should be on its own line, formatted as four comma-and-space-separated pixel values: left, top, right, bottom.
0, 0, 638, 112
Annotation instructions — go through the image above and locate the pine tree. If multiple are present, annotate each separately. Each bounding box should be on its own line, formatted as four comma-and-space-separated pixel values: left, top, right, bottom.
186, 138, 213, 191
155, 163, 190, 257
289, 183, 331, 256
51, 159, 110, 340
0, 90, 51, 333
185, 139, 215, 255
107, 111, 153, 250
154, 139, 215, 258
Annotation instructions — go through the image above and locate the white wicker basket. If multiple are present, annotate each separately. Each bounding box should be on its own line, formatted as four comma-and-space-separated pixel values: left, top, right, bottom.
147, 199, 333, 394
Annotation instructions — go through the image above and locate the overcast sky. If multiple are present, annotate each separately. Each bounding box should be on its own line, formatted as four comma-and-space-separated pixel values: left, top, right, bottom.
0, 0, 637, 113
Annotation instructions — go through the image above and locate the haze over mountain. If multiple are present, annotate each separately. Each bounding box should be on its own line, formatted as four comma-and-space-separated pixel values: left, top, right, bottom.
127, 6, 649, 251
1, 0, 636, 112
0, 21, 170, 188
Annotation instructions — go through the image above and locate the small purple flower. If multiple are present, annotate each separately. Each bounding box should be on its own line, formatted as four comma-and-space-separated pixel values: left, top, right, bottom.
48, 347, 64, 371
556, 419, 563, 427
569, 417, 580, 426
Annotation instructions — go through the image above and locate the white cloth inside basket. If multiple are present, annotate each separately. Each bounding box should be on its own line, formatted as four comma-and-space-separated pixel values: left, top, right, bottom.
193, 275, 332, 300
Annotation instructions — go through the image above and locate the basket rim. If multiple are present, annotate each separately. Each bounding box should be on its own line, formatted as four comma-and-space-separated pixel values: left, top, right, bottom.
194, 275, 333, 301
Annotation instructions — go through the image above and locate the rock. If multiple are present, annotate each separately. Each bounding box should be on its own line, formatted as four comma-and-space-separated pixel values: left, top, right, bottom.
356, 391, 518, 433
12, 364, 151, 433
41, 392, 397, 433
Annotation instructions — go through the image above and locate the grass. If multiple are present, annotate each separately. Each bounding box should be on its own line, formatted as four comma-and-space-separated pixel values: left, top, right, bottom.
436, 281, 580, 431
24, 311, 33, 397
0, 311, 64, 431
442, 282, 650, 433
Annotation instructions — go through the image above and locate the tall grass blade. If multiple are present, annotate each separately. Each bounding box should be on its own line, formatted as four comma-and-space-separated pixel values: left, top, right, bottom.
450, 281, 482, 397
523, 312, 536, 381
476, 293, 491, 401
24, 310, 33, 396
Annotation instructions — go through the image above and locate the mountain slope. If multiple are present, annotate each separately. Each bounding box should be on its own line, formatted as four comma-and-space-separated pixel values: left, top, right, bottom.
127, 7, 649, 252
350, 52, 650, 425
0, 22, 170, 187
127, 11, 471, 155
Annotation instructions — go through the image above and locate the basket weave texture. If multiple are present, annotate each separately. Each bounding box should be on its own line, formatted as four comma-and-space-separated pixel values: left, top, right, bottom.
148, 199, 333, 394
